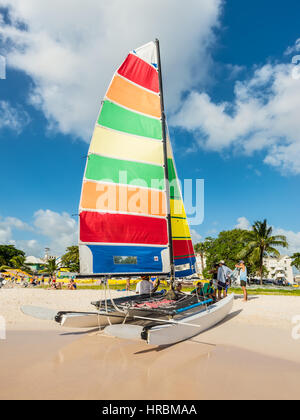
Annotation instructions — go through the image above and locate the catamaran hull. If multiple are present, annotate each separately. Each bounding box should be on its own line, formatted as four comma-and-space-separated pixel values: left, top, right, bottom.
59, 312, 127, 328
146, 294, 234, 346
104, 294, 234, 346
58, 307, 161, 329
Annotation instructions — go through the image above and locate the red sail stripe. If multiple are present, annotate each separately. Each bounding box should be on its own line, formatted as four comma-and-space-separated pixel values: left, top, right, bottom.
117, 54, 159, 93
80, 211, 168, 245
172, 239, 195, 259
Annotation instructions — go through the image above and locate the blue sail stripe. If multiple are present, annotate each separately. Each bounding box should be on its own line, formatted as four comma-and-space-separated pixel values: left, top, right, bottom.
87, 244, 168, 274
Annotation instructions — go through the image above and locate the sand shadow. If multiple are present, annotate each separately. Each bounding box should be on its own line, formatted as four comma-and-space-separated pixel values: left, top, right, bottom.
133, 311, 243, 355
217, 309, 242, 325
134, 337, 217, 355
134, 344, 176, 354
234, 295, 259, 301
59, 327, 102, 336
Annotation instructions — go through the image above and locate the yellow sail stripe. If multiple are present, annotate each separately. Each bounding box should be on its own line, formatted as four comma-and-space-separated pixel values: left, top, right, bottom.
170, 199, 186, 219
171, 217, 192, 239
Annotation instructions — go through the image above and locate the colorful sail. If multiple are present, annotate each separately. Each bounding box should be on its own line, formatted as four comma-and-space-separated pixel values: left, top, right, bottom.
79, 41, 196, 277
79, 42, 169, 275
167, 133, 197, 278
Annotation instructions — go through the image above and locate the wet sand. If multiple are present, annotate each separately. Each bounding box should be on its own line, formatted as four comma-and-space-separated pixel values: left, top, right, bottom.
1, 290, 300, 400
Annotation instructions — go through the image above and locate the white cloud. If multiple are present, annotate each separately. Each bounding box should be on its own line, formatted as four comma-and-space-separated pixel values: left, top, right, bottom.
0, 0, 222, 140
172, 39, 300, 175
33, 209, 78, 255
235, 217, 251, 230
272, 227, 300, 256
234, 217, 300, 256
0, 100, 29, 133
0, 210, 78, 256
284, 38, 300, 55
16, 239, 41, 257
0, 215, 32, 244
190, 229, 202, 244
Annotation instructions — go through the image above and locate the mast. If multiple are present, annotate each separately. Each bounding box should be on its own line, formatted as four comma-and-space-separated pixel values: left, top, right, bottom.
155, 38, 175, 287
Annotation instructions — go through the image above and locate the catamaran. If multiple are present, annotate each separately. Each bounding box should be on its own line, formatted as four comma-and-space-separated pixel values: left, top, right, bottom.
21, 40, 234, 345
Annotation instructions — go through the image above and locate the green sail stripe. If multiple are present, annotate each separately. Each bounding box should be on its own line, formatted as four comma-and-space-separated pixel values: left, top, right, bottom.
172, 237, 192, 239
98, 100, 162, 140
175, 254, 195, 259
85, 154, 165, 189
168, 158, 181, 200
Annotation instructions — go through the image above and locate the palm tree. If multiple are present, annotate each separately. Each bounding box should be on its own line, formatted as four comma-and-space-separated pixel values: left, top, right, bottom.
291, 253, 300, 271
61, 246, 79, 272
9, 255, 32, 274
40, 258, 59, 276
238, 219, 288, 285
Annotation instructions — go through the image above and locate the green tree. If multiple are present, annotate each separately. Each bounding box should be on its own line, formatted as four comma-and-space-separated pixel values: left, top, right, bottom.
202, 230, 252, 271
9, 255, 32, 273
291, 253, 300, 271
61, 246, 79, 272
0, 245, 25, 267
239, 219, 288, 285
40, 258, 59, 276
10, 255, 26, 269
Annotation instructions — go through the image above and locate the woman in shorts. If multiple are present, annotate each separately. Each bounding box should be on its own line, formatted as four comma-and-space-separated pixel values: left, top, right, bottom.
236, 260, 248, 302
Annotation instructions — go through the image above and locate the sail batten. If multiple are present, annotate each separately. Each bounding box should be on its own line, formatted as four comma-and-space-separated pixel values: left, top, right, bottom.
79, 41, 196, 277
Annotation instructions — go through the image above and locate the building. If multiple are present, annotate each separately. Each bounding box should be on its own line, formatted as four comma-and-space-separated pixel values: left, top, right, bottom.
195, 253, 207, 276
263, 255, 294, 285
25, 256, 46, 272
295, 275, 300, 285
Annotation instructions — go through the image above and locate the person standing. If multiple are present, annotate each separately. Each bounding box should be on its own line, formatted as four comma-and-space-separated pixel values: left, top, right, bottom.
217, 260, 232, 300
136, 275, 153, 295
236, 260, 248, 302
209, 264, 219, 290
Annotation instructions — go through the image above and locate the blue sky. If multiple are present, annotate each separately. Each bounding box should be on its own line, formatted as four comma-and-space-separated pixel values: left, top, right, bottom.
0, 0, 299, 258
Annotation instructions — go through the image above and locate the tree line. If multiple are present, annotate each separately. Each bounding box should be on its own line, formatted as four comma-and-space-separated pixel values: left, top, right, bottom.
195, 219, 300, 285
1, 220, 299, 283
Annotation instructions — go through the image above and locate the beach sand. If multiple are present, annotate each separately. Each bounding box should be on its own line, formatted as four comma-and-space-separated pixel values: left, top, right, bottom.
0, 289, 300, 400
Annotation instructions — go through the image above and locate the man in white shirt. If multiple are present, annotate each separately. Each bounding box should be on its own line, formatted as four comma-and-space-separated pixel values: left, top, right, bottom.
217, 260, 232, 300
136, 275, 154, 295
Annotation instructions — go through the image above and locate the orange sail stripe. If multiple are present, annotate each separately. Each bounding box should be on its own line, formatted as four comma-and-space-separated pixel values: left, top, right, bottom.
81, 181, 167, 217
106, 74, 161, 118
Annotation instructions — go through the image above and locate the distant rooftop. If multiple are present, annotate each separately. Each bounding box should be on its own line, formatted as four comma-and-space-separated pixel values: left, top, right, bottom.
25, 256, 45, 265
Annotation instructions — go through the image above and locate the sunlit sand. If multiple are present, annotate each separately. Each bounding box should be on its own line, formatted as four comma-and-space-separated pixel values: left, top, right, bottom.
1, 289, 300, 400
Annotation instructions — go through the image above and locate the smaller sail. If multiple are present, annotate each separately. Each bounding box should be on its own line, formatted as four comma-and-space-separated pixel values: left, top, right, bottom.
167, 133, 197, 278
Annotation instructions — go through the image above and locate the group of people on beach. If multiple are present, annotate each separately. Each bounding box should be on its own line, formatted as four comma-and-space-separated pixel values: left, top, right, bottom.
209, 260, 248, 302
134, 259, 248, 302
47, 275, 77, 290
0, 272, 77, 290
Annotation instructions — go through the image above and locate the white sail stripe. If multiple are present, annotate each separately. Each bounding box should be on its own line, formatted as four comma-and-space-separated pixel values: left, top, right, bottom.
95, 123, 163, 143
79, 241, 168, 248
92, 123, 163, 144
116, 72, 160, 97
88, 150, 163, 168
104, 97, 161, 122
79, 208, 167, 220
82, 178, 167, 193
